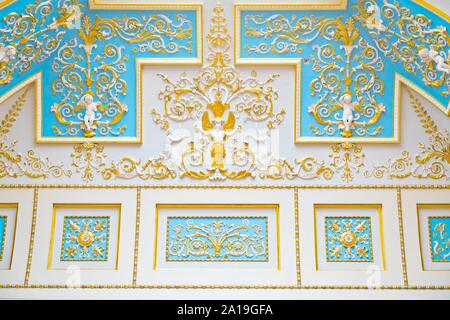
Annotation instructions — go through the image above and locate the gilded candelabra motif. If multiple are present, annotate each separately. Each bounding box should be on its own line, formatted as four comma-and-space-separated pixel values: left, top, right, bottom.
309, 17, 386, 138
71, 142, 107, 183
0, 88, 71, 179
51, 15, 129, 138
0, 0, 81, 85
366, 91, 449, 180
355, 0, 450, 97
166, 217, 268, 262
329, 142, 366, 183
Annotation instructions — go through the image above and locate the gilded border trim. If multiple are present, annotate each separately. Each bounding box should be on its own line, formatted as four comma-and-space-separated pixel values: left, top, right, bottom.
24, 188, 38, 286
294, 188, 301, 286
396, 188, 409, 286
132, 187, 141, 287
0, 184, 448, 189
413, 0, 450, 21
0, 0, 16, 10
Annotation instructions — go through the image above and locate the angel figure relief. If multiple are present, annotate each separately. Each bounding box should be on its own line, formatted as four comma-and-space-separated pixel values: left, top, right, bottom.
195, 98, 241, 172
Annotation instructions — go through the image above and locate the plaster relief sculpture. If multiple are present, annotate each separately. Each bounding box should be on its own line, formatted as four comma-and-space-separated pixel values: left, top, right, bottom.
365, 4, 386, 33
337, 93, 359, 138
76, 93, 103, 138
0, 44, 16, 66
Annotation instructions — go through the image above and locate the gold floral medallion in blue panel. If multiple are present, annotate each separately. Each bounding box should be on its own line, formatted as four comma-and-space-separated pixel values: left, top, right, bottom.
60, 216, 110, 261
428, 216, 450, 262
166, 217, 269, 262
325, 216, 373, 262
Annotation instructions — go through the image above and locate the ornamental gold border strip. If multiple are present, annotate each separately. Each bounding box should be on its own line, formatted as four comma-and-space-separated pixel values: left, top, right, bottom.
0, 2, 204, 144
294, 188, 301, 286
0, 0, 16, 10
314, 204, 385, 271
154, 204, 279, 269
23, 188, 38, 286
416, 204, 450, 271
396, 188, 409, 287
413, 0, 450, 21
48, 203, 122, 270
132, 187, 142, 287
0, 184, 448, 189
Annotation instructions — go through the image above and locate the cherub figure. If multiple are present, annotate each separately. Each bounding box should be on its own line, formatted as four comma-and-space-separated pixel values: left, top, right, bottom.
418, 47, 450, 74
429, 50, 450, 75
365, 3, 386, 33
76, 93, 103, 137
336, 93, 360, 138
418, 47, 434, 65
0, 44, 16, 66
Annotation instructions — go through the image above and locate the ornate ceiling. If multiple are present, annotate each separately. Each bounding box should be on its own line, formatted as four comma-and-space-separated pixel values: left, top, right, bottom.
0, 0, 448, 184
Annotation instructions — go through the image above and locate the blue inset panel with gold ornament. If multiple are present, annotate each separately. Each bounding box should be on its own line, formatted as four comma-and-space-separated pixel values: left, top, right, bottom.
60, 216, 110, 261
428, 216, 450, 262
238, 0, 450, 143
325, 216, 373, 262
166, 217, 269, 262
0, 0, 200, 143
0, 216, 6, 261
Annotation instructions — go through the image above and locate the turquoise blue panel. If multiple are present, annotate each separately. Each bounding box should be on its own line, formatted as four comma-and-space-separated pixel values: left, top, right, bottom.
0, 0, 198, 139
325, 216, 373, 262
428, 216, 450, 262
61, 216, 110, 261
166, 216, 268, 262
0, 216, 6, 261
240, 0, 449, 139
